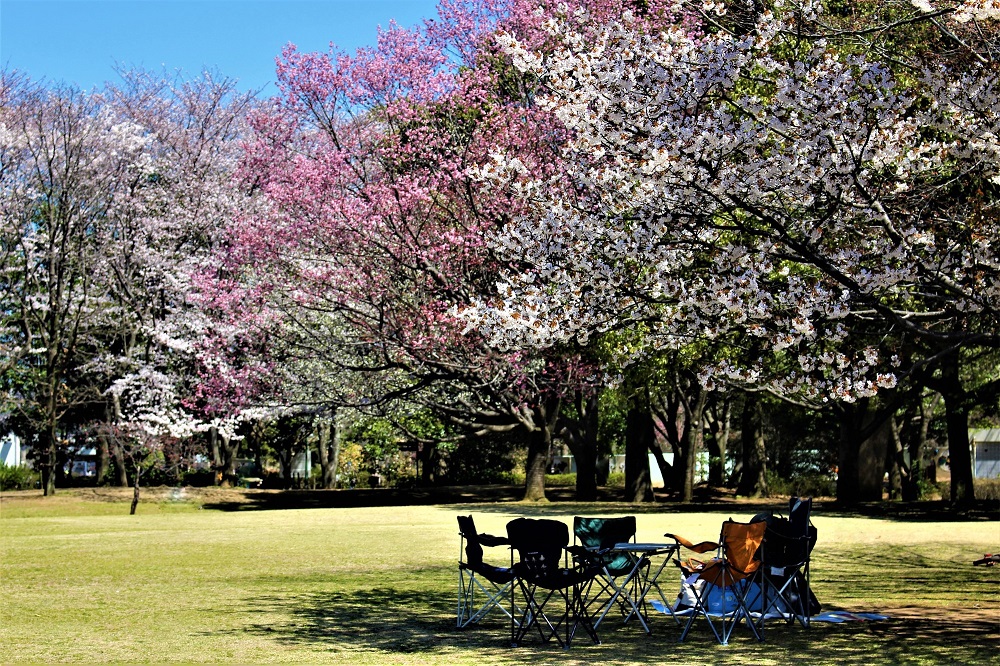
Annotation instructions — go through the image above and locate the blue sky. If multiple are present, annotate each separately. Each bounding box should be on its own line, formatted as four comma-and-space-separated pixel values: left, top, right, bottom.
1, 0, 441, 95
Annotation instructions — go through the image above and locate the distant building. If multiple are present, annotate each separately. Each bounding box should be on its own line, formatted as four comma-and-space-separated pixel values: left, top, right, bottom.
971, 429, 1000, 479
1, 431, 24, 467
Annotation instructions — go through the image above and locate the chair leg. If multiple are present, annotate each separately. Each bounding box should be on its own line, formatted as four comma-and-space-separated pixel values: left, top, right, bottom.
570, 578, 601, 646
760, 571, 812, 630
679, 575, 763, 645
459, 570, 515, 629
512, 581, 560, 647
458, 568, 470, 628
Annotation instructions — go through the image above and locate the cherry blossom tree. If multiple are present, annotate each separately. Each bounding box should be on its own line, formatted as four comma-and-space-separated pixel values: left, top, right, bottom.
1, 68, 259, 496
219, 0, 688, 501
104, 70, 265, 488
460, 0, 999, 505
1, 75, 152, 494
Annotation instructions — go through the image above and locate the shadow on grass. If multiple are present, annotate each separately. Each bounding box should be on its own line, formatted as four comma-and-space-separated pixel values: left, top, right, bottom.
232, 589, 463, 654
200, 485, 788, 516
200, 486, 999, 522
212, 587, 999, 664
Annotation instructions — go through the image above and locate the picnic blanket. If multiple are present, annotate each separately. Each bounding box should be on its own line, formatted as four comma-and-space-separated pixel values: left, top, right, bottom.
810, 611, 889, 622
650, 599, 888, 623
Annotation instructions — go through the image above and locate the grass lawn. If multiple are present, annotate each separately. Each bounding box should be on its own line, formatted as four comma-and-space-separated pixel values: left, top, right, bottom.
1, 488, 997, 664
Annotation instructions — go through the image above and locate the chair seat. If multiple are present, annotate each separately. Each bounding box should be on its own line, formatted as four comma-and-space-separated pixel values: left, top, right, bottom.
463, 561, 515, 585
514, 563, 601, 590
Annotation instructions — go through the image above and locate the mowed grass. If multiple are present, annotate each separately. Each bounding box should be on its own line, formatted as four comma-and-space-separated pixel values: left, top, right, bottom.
1, 491, 997, 665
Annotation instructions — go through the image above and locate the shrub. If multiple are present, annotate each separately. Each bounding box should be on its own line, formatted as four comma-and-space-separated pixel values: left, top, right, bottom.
544, 473, 576, 487
604, 472, 625, 488
766, 471, 837, 498
936, 478, 1000, 501
439, 435, 518, 485
0, 463, 38, 491
976, 478, 1000, 501
180, 469, 216, 487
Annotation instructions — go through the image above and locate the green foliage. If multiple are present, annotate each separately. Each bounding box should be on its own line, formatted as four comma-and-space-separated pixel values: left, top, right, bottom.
605, 471, 626, 488
543, 473, 576, 487
180, 469, 215, 487
501, 471, 628, 488
440, 433, 518, 485
337, 417, 417, 488
335, 442, 366, 489
598, 385, 628, 457
937, 478, 1000, 502
910, 477, 942, 500
0, 463, 37, 491
766, 470, 837, 498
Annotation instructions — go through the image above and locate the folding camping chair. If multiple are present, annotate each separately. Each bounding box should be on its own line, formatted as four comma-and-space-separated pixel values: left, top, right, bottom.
756, 496, 819, 629
572, 516, 649, 632
457, 515, 516, 629
507, 517, 603, 648
666, 519, 766, 644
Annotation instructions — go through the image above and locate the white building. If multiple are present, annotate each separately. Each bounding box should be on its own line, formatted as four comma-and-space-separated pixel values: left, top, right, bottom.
971, 429, 1000, 479
1, 431, 23, 467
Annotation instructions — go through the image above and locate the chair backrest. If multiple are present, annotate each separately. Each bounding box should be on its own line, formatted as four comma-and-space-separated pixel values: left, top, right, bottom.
573, 516, 637, 576
788, 496, 812, 534
721, 519, 766, 575
759, 497, 815, 568
507, 517, 569, 578
458, 515, 485, 567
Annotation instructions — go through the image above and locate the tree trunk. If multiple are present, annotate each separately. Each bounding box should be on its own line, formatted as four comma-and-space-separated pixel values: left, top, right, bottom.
624, 391, 654, 503
836, 400, 890, 504
521, 398, 560, 502
417, 442, 442, 484
911, 393, 940, 495
209, 428, 239, 487
111, 438, 128, 487
887, 418, 903, 500
40, 422, 57, 497
109, 394, 128, 487
278, 445, 293, 489
649, 444, 674, 492
130, 466, 142, 515
650, 394, 679, 491
95, 428, 111, 486
596, 453, 610, 486
560, 390, 599, 501
315, 412, 338, 490
243, 419, 266, 479
940, 353, 975, 508
736, 392, 767, 498
210, 427, 222, 486
679, 390, 707, 502
706, 397, 731, 487
522, 427, 549, 502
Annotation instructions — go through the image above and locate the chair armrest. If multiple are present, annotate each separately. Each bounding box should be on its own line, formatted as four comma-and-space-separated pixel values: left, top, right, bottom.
566, 545, 609, 571
566, 544, 609, 558
477, 533, 509, 547
665, 533, 718, 554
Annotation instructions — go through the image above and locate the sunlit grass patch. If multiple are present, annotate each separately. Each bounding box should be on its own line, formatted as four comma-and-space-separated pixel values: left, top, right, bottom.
1, 496, 996, 664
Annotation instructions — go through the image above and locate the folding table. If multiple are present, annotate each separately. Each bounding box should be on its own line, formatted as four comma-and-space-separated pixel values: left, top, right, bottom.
592, 542, 682, 634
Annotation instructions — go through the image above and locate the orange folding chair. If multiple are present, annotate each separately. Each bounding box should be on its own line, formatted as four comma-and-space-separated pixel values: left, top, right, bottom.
666, 519, 766, 644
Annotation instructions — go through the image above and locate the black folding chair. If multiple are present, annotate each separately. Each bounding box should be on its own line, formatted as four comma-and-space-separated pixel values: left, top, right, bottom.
757, 497, 819, 628
457, 515, 516, 629
507, 517, 602, 648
